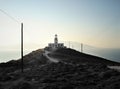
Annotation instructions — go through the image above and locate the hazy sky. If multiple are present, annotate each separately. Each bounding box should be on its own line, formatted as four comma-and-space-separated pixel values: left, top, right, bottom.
0, 0, 120, 50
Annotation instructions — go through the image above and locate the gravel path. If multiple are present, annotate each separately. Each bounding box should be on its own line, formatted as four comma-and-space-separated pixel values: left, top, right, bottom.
43, 51, 59, 63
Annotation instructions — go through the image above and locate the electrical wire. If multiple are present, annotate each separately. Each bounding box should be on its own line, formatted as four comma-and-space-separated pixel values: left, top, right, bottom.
0, 9, 20, 23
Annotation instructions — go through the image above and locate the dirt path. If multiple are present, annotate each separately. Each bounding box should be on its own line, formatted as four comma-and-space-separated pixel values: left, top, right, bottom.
43, 51, 59, 63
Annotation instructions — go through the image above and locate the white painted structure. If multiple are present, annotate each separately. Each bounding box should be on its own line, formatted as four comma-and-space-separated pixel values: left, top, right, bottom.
48, 34, 65, 49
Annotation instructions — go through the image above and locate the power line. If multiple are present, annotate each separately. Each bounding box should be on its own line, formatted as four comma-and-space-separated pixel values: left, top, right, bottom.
0, 9, 19, 23
0, 9, 24, 73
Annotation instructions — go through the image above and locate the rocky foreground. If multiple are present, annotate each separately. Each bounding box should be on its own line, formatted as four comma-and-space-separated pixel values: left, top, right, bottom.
0, 48, 120, 89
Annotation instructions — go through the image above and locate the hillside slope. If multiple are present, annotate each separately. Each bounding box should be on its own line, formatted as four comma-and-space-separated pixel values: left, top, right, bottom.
48, 48, 120, 65
0, 48, 120, 89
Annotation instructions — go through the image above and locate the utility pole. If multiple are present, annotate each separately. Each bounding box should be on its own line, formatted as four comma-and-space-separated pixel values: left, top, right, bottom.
21, 23, 24, 73
0, 9, 24, 73
81, 43, 83, 53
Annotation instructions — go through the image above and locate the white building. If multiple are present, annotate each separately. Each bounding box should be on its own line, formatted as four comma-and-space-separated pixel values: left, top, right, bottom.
47, 34, 65, 49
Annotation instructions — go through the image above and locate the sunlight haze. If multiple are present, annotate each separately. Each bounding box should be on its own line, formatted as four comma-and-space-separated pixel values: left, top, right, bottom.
0, 0, 120, 50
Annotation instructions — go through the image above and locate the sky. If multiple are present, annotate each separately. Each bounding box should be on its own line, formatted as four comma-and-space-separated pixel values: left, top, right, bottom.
0, 0, 120, 51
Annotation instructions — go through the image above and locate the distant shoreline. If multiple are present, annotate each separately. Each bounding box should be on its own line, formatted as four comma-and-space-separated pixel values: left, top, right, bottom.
0, 49, 120, 63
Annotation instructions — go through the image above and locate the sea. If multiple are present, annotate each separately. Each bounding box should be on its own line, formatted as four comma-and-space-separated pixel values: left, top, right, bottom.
0, 50, 30, 63
0, 48, 120, 63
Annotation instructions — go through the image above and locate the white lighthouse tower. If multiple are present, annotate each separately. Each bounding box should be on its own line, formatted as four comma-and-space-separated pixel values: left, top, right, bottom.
54, 34, 58, 44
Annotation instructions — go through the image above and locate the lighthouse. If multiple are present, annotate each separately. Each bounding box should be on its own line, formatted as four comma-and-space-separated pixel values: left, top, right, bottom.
47, 34, 66, 50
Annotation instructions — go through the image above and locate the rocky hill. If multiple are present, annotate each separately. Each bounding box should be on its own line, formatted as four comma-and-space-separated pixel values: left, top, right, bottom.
48, 48, 120, 65
0, 48, 120, 89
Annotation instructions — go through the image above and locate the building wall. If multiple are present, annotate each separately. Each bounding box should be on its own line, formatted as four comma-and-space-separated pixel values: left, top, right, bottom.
48, 43, 64, 48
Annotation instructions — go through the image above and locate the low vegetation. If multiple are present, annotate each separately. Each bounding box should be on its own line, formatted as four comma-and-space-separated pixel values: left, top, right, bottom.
0, 48, 120, 89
